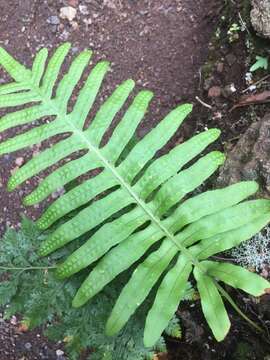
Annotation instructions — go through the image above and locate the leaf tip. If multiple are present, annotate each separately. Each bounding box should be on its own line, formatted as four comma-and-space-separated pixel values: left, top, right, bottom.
105, 319, 117, 337
39, 47, 49, 57
71, 294, 84, 308
184, 103, 193, 113
62, 42, 72, 50
7, 178, 16, 192
36, 216, 49, 230
22, 196, 31, 206
210, 128, 221, 138
143, 333, 156, 349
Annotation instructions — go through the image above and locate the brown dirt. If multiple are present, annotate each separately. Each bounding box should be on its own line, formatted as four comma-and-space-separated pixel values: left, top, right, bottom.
0, 0, 221, 234
0, 0, 269, 360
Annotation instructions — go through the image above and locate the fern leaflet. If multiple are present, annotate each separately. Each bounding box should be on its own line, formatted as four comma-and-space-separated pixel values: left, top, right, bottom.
0, 43, 269, 347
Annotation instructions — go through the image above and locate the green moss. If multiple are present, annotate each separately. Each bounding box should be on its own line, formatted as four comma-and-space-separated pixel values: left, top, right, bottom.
233, 342, 254, 360
201, 62, 215, 78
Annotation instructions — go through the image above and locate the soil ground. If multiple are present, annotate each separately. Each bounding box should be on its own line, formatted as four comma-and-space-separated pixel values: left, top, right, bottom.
0, 0, 221, 234
0, 0, 269, 359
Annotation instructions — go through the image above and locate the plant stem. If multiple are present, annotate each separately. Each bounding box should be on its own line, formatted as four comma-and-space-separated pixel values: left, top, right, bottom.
215, 281, 264, 333
0, 265, 56, 271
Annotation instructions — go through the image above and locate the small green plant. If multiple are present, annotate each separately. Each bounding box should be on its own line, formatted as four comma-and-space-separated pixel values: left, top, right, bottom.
0, 218, 181, 359
0, 43, 270, 349
227, 23, 241, 42
250, 56, 269, 72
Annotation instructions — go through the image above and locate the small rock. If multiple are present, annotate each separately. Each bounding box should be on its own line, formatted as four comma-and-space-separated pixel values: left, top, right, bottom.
208, 86, 221, 98
221, 83, 237, 98
59, 29, 70, 41
10, 316, 17, 325
138, 10, 149, 16
71, 46, 79, 54
60, 6, 77, 22
15, 157, 24, 166
216, 62, 224, 73
225, 53, 237, 66
83, 18, 92, 28
24, 342, 32, 350
245, 72, 253, 85
79, 5, 89, 15
50, 25, 58, 33
47, 15, 60, 25
56, 349, 65, 356
68, 0, 79, 6
70, 21, 79, 30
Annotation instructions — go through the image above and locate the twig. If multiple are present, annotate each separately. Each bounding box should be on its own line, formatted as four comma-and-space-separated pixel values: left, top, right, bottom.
195, 96, 212, 109
238, 12, 251, 36
0, 265, 56, 271
242, 74, 270, 94
198, 68, 202, 90
215, 281, 264, 334
211, 256, 237, 262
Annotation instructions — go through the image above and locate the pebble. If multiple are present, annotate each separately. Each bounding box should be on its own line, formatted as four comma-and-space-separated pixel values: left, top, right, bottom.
59, 29, 70, 41
15, 157, 24, 166
79, 5, 89, 15
47, 15, 60, 25
51, 25, 58, 33
24, 342, 32, 350
222, 83, 237, 98
225, 53, 237, 66
56, 349, 64, 356
68, 0, 79, 6
10, 316, 17, 325
71, 46, 79, 54
60, 6, 77, 22
208, 86, 221, 98
70, 21, 79, 30
216, 62, 224, 73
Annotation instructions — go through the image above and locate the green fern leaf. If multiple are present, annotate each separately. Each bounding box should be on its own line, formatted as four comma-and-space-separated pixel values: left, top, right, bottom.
144, 255, 191, 346
194, 267, 230, 342
1, 44, 270, 348
201, 261, 270, 296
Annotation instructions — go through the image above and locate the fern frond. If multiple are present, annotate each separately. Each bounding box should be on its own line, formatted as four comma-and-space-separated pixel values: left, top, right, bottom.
194, 267, 230, 341
164, 315, 182, 339
1, 44, 270, 348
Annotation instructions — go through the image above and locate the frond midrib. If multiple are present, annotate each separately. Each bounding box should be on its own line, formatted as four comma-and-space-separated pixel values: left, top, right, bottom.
27, 74, 201, 268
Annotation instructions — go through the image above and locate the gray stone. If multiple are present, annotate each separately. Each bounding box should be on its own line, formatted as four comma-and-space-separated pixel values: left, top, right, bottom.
251, 0, 270, 39
24, 342, 32, 350
56, 349, 64, 357
47, 15, 60, 25
71, 46, 79, 54
217, 113, 270, 198
225, 53, 237, 66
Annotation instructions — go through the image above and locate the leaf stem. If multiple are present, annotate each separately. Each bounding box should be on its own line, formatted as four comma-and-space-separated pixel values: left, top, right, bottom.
215, 281, 264, 333
0, 265, 56, 271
